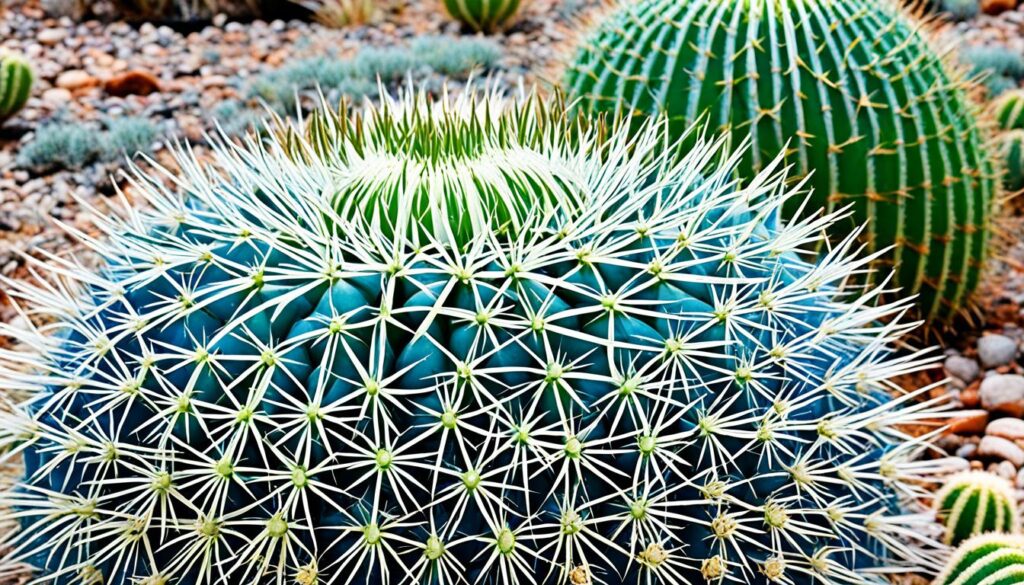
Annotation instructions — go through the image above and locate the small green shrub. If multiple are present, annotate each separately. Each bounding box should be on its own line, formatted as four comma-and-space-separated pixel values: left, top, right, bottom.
245, 36, 502, 113
961, 45, 1024, 80
101, 116, 158, 159
17, 124, 98, 170
940, 0, 979, 20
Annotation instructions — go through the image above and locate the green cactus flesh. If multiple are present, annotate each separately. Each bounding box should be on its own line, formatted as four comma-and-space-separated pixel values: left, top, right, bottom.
935, 534, 1024, 585
0, 89, 944, 584
1001, 130, 1024, 192
0, 53, 33, 123
935, 471, 1020, 546
565, 0, 997, 324
442, 0, 522, 32
996, 90, 1024, 130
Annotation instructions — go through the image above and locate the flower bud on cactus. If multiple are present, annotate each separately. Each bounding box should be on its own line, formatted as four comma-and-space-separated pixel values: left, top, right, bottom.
0, 52, 33, 124
564, 0, 998, 325
442, 0, 522, 32
996, 90, 1024, 131
934, 533, 1024, 585
0, 87, 945, 584
935, 471, 1020, 546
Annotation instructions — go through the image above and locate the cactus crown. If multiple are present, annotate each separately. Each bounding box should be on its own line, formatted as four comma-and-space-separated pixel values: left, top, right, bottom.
0, 87, 943, 584
0, 52, 33, 124
934, 471, 1021, 546
564, 0, 997, 324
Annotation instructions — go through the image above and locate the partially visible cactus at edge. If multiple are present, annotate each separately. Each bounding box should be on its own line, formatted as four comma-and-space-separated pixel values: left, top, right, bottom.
935, 533, 1024, 585
1000, 130, 1024, 192
0, 52, 33, 125
564, 0, 998, 325
935, 471, 1020, 546
442, 0, 523, 33
996, 90, 1024, 131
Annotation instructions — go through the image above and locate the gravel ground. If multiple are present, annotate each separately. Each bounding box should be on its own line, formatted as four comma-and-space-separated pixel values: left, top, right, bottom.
4, 0, 1024, 582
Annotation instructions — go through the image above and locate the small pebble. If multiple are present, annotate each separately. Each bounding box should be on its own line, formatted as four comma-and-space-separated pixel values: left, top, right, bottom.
945, 355, 981, 383
980, 374, 1024, 417
978, 334, 1018, 369
979, 435, 1024, 467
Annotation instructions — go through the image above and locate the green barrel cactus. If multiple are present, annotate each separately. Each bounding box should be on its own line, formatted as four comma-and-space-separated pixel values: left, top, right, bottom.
442, 0, 522, 32
1000, 130, 1024, 192
935, 534, 1024, 585
996, 90, 1024, 130
935, 471, 1020, 546
565, 0, 997, 324
0, 88, 945, 584
0, 52, 33, 124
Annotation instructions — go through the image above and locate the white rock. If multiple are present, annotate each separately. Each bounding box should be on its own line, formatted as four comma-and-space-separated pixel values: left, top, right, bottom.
979, 435, 1024, 467
980, 374, 1024, 417
37, 28, 67, 46
987, 417, 1024, 441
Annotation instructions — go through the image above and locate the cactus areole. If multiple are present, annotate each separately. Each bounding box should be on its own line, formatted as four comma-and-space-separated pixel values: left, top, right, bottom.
565, 0, 997, 324
0, 88, 941, 584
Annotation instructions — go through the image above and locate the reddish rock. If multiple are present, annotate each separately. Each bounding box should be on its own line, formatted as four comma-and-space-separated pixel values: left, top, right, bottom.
947, 410, 990, 435
103, 70, 161, 97
982, 0, 1017, 15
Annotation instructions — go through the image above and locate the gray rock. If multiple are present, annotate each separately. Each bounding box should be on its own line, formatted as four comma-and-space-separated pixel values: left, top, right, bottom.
945, 355, 981, 383
981, 374, 1024, 416
978, 334, 1018, 368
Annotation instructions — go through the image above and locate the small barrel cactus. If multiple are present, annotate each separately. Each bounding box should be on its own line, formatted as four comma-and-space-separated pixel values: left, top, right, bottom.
442, 0, 522, 33
0, 88, 944, 584
996, 90, 1024, 130
935, 471, 1020, 546
565, 0, 998, 325
1000, 130, 1024, 192
934, 534, 1024, 585
0, 52, 33, 124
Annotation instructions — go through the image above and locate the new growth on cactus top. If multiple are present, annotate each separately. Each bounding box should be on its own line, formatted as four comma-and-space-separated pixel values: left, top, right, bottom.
565, 0, 997, 325
0, 87, 945, 584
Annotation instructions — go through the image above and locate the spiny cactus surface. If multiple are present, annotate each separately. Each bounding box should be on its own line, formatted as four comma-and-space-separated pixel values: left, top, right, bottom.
934, 471, 1020, 546
442, 0, 522, 33
934, 534, 1024, 585
0, 52, 33, 124
0, 89, 944, 585
565, 0, 997, 324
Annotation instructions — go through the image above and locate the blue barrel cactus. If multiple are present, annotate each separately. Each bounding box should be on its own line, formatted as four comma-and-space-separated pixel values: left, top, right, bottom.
0, 88, 943, 584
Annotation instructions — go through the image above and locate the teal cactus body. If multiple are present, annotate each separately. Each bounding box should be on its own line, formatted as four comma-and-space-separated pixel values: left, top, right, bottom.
0, 52, 33, 124
935, 471, 1020, 546
565, 0, 997, 324
0, 88, 944, 584
996, 90, 1024, 130
935, 534, 1024, 585
442, 0, 522, 32
1000, 130, 1024, 192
